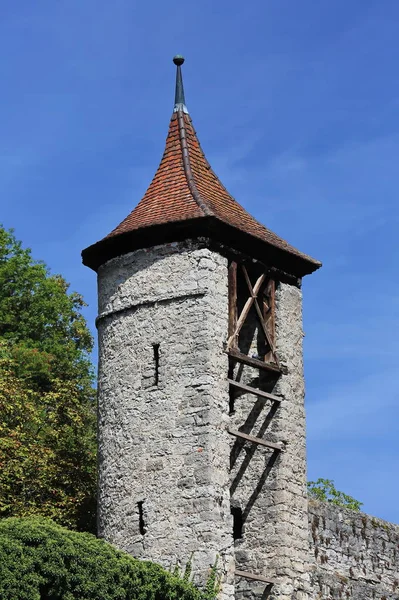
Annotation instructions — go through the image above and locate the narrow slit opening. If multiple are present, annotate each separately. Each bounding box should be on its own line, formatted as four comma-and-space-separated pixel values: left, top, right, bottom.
153, 344, 160, 386
231, 506, 243, 540
138, 501, 146, 535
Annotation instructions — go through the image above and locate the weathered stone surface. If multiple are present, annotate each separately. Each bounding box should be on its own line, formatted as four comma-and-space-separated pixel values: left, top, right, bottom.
97, 241, 234, 599
95, 237, 399, 600
309, 500, 399, 600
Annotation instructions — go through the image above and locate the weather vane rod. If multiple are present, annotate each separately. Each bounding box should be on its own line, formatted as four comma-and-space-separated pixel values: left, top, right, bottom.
173, 55, 188, 113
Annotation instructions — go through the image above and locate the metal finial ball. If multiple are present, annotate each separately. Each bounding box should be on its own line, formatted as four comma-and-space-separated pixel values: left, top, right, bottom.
173, 55, 185, 66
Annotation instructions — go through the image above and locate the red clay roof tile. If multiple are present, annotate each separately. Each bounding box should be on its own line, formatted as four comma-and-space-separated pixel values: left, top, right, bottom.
101, 110, 320, 270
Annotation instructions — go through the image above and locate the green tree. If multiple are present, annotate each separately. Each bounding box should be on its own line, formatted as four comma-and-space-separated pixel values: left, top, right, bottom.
307, 478, 363, 511
0, 226, 94, 393
0, 227, 96, 531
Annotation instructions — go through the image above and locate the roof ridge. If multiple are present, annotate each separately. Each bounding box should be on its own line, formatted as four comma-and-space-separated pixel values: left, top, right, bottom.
176, 109, 213, 217
186, 112, 251, 214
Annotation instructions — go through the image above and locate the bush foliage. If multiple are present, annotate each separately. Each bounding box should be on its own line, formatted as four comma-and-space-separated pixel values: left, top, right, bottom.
0, 517, 211, 600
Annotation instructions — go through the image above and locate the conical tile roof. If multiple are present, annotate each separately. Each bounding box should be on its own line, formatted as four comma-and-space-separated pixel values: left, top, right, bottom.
82, 58, 321, 277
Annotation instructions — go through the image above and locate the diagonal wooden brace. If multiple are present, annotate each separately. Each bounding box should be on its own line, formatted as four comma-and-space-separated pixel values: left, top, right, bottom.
226, 271, 266, 350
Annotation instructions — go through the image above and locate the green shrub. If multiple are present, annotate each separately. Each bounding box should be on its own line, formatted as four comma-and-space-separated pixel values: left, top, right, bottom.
307, 478, 363, 511
0, 517, 206, 600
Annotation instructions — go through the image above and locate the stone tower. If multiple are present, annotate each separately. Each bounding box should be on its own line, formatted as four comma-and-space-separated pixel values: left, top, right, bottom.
82, 57, 321, 600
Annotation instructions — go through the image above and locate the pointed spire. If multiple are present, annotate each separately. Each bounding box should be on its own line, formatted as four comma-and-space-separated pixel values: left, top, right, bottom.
173, 55, 188, 114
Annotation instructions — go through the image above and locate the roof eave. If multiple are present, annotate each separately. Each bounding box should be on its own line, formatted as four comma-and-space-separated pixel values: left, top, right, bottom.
82, 216, 321, 278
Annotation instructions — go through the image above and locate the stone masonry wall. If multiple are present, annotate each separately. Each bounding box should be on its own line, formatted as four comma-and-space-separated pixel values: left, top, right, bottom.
231, 281, 311, 600
96, 239, 398, 600
96, 241, 234, 600
309, 500, 399, 599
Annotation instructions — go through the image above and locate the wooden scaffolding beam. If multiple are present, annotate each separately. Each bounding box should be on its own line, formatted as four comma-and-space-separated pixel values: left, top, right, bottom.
228, 429, 283, 452
227, 378, 282, 403
227, 348, 284, 375
235, 570, 276, 585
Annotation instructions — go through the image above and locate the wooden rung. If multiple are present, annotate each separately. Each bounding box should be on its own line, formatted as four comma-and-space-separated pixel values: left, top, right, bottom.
228, 429, 283, 452
228, 378, 282, 403
227, 349, 284, 375
235, 570, 276, 585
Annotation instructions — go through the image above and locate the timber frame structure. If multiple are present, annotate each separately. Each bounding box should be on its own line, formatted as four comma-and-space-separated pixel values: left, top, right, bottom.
227, 260, 280, 370
226, 257, 285, 589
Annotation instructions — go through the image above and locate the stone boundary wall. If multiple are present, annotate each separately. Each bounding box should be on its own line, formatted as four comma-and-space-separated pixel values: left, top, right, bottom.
309, 500, 399, 599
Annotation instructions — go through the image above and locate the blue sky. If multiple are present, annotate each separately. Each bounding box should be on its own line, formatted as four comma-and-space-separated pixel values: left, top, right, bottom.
2, 1, 398, 522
